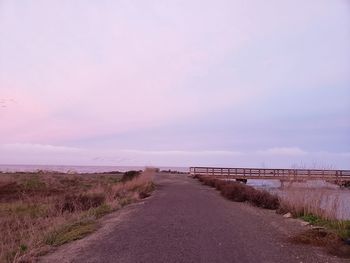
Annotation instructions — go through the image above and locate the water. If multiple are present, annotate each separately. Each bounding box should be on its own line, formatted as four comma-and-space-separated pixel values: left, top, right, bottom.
0, 164, 189, 173
247, 179, 350, 220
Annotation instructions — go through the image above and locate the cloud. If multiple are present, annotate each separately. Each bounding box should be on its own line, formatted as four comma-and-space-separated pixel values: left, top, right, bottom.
1, 143, 82, 154
121, 149, 244, 156
257, 147, 307, 156
0, 142, 349, 169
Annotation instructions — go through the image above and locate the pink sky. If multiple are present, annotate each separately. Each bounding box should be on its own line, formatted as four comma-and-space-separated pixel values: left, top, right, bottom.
1, 0, 350, 168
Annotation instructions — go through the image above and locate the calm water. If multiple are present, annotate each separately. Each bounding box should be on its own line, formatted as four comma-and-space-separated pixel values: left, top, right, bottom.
0, 164, 189, 173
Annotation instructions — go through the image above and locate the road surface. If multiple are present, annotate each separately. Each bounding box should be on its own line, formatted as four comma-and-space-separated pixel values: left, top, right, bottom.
41, 173, 346, 263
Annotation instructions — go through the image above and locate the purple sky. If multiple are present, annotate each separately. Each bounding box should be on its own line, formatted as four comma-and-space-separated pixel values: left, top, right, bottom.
1, 1, 350, 168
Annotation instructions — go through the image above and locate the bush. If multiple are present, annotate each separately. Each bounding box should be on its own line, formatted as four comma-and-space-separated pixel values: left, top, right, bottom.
248, 190, 279, 209
121, 170, 141, 182
197, 176, 279, 210
221, 183, 251, 202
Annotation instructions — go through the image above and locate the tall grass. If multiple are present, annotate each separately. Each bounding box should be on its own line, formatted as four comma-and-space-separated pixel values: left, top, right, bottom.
277, 188, 342, 220
0, 169, 155, 263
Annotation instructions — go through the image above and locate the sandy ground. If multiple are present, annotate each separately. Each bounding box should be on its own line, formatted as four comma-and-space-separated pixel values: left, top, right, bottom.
40, 173, 347, 263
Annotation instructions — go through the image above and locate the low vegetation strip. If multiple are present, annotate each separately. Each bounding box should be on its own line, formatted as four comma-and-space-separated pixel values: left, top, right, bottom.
196, 175, 279, 209
195, 175, 350, 258
0, 169, 155, 263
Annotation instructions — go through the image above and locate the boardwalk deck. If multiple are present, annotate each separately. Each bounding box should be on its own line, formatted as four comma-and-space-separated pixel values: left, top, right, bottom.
189, 166, 350, 182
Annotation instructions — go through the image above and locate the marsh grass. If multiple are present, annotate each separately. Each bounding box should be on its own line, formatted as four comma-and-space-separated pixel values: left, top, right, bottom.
276, 188, 342, 219
0, 169, 155, 263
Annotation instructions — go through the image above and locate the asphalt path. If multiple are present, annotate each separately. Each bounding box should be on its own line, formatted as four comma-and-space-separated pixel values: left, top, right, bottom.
41, 173, 346, 263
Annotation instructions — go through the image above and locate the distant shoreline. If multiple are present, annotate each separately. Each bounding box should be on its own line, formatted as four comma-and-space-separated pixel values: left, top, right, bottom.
0, 164, 189, 173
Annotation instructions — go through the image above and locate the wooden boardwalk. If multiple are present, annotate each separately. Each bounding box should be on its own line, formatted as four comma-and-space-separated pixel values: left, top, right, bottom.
190, 166, 350, 182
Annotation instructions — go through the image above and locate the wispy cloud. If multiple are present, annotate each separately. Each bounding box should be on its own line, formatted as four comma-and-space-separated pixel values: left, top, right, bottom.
1, 143, 82, 153
256, 147, 307, 156
121, 149, 244, 156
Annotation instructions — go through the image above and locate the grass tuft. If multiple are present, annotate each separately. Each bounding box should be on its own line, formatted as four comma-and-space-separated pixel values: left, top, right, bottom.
87, 204, 113, 219
44, 220, 96, 246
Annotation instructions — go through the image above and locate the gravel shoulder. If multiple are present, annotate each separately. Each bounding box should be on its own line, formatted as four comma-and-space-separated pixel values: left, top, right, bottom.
40, 173, 348, 263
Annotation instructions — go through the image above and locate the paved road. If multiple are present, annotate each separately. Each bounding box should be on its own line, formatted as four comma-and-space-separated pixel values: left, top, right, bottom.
42, 173, 345, 263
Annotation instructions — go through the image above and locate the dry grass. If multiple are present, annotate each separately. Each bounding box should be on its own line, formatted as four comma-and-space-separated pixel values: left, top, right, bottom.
276, 188, 343, 220
0, 169, 155, 263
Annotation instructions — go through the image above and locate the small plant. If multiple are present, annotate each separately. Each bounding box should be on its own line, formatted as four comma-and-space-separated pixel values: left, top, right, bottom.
137, 182, 155, 199
119, 196, 134, 207
44, 220, 96, 246
88, 204, 112, 219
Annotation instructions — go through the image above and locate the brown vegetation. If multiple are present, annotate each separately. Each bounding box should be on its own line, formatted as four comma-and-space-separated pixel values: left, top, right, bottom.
0, 169, 155, 263
196, 175, 279, 209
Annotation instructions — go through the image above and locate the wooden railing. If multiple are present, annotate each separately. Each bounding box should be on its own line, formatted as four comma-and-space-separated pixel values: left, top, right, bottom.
189, 166, 350, 181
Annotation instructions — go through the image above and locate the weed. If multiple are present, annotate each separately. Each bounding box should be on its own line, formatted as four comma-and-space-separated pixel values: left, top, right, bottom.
300, 214, 350, 240
119, 196, 134, 207
137, 182, 155, 199
19, 244, 28, 252
88, 204, 112, 219
291, 228, 340, 246
44, 220, 96, 246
